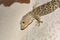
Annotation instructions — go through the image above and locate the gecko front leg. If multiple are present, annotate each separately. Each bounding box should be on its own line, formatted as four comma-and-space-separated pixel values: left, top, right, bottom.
33, 15, 43, 26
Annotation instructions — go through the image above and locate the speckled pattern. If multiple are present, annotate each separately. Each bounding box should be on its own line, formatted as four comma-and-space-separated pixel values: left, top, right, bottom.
31, 0, 60, 16
20, 0, 60, 30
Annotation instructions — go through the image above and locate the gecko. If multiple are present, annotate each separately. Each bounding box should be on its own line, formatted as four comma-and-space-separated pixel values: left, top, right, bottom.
20, 0, 60, 30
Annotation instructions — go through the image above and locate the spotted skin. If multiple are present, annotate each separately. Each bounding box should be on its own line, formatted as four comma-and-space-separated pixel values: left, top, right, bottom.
20, 0, 60, 30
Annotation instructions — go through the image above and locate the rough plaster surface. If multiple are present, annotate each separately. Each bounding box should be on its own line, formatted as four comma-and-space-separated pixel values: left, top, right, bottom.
26, 8, 60, 40
0, 0, 60, 40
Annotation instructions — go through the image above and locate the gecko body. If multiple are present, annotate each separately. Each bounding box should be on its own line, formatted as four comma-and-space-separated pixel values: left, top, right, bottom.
20, 0, 60, 30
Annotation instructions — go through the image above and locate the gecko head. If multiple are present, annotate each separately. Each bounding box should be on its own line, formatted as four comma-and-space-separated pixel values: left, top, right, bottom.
20, 13, 34, 30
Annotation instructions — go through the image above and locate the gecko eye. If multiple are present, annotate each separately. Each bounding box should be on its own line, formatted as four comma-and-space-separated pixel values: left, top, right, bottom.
22, 22, 25, 24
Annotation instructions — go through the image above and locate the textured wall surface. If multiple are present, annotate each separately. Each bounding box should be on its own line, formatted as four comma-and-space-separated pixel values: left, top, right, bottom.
0, 0, 60, 40
0, 2, 31, 40
26, 8, 60, 40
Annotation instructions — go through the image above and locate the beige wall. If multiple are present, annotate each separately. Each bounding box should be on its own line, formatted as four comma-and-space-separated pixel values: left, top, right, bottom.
0, 0, 60, 40
0, 2, 31, 40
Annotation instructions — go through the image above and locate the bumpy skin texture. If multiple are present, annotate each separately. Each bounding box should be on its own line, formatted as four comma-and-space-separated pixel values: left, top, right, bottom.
20, 0, 60, 30
31, 0, 60, 16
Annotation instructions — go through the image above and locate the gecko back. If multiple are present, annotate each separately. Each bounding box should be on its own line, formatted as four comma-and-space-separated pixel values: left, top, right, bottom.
31, 0, 60, 16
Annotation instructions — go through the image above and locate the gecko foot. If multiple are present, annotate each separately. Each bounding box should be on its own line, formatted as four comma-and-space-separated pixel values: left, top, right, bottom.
35, 21, 43, 27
